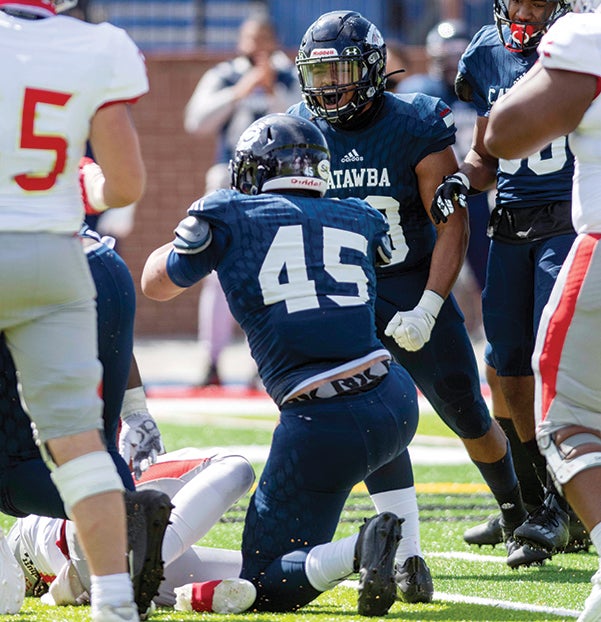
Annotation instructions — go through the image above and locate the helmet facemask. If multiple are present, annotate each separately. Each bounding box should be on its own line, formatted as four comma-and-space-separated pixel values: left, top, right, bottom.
296, 11, 387, 128
493, 0, 570, 52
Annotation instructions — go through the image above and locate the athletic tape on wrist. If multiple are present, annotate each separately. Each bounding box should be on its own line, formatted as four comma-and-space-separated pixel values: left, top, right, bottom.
121, 386, 148, 420
453, 172, 470, 190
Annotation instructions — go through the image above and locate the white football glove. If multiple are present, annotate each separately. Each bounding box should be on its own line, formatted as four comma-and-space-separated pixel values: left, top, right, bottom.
384, 290, 445, 352
119, 409, 165, 480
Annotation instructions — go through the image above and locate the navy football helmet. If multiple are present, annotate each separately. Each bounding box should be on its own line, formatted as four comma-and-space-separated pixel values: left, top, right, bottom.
295, 11, 387, 128
230, 113, 331, 197
493, 0, 570, 52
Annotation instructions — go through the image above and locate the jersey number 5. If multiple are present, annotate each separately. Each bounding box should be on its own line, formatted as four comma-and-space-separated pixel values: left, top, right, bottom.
259, 224, 370, 314
15, 87, 72, 192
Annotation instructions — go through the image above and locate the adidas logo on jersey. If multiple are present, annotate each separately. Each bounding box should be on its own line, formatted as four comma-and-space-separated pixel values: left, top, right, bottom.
340, 149, 364, 163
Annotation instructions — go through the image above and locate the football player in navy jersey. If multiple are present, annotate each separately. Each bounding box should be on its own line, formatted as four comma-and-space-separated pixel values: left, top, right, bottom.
288, 9, 529, 592
431, 0, 587, 567
485, 3, 601, 618
142, 113, 418, 617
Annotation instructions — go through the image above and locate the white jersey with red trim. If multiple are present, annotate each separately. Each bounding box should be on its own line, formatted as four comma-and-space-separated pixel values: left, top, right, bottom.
0, 12, 147, 233
9, 515, 65, 586
538, 12, 601, 233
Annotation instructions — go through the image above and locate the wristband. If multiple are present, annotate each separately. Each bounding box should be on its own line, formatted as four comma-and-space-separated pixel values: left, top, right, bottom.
451, 172, 470, 190
418, 290, 445, 319
121, 386, 148, 420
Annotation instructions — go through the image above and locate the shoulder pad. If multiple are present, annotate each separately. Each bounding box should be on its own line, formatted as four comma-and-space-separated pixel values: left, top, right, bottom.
454, 72, 473, 103
173, 215, 212, 254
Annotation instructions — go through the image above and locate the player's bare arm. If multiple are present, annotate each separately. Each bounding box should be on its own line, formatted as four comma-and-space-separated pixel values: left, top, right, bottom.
417, 146, 469, 300
141, 243, 188, 301
461, 116, 499, 192
89, 103, 146, 208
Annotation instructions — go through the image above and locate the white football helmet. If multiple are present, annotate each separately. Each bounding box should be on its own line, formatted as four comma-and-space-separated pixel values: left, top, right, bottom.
569, 0, 601, 11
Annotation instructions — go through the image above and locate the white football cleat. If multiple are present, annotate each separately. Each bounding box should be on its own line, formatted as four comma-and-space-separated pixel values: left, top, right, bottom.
92, 603, 140, 622
0, 527, 25, 614
579, 570, 601, 622
175, 578, 256, 614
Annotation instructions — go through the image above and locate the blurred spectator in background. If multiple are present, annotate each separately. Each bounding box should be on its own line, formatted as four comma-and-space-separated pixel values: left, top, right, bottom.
184, 13, 300, 387
398, 19, 489, 342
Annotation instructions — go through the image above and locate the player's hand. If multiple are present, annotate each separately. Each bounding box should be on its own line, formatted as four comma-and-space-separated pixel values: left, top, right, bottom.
384, 290, 445, 352
119, 411, 165, 480
79, 156, 109, 214
431, 172, 470, 224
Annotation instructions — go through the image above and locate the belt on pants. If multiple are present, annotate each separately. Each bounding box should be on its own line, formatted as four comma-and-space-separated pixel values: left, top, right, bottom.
288, 359, 391, 403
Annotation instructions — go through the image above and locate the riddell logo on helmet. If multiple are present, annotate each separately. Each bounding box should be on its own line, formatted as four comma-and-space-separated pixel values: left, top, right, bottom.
291, 178, 322, 187
311, 48, 337, 58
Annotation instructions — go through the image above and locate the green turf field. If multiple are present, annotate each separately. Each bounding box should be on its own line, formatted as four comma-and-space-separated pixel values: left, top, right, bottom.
0, 410, 595, 621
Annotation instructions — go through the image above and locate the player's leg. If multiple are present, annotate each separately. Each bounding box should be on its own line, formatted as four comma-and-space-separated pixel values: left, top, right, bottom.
383, 291, 529, 559
533, 234, 601, 620
240, 367, 417, 614
3, 234, 166, 619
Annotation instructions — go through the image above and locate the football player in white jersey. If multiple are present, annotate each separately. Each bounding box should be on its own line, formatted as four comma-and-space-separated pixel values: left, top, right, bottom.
0, 1, 167, 621
484, 3, 601, 620
8, 449, 257, 615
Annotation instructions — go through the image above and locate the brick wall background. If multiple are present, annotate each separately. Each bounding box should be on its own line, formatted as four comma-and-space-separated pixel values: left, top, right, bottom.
123, 49, 427, 338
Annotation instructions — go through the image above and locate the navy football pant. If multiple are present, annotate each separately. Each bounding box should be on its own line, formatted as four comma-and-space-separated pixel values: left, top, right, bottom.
240, 363, 418, 611
483, 233, 575, 376
376, 264, 491, 442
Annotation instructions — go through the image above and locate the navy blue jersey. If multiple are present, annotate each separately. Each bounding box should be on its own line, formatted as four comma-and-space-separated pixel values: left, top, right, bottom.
166, 189, 389, 405
288, 92, 455, 274
459, 25, 573, 207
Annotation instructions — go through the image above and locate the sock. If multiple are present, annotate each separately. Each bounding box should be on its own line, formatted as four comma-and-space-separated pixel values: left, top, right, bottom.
497, 417, 544, 508
589, 523, 601, 565
370, 487, 421, 564
472, 441, 527, 529
524, 438, 549, 486
90, 573, 134, 614
304, 535, 357, 591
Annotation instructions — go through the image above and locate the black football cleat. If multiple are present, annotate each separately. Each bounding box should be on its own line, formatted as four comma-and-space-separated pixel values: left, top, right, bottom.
125, 489, 173, 620
354, 512, 403, 617
505, 537, 550, 568
463, 514, 503, 547
513, 492, 569, 554
395, 555, 434, 603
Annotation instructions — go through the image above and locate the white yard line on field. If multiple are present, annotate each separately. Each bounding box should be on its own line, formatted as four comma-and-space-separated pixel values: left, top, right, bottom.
340, 579, 580, 618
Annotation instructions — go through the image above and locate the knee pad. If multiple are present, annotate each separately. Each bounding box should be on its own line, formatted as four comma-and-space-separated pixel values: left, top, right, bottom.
538, 425, 601, 493
50, 451, 124, 517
